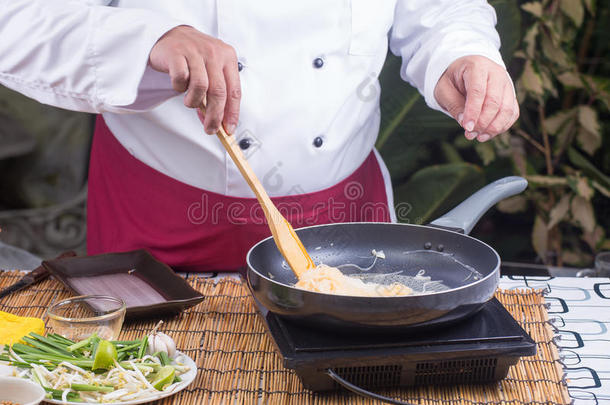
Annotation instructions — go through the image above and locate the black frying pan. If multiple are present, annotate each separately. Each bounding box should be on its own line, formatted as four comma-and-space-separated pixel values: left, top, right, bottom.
247, 177, 527, 331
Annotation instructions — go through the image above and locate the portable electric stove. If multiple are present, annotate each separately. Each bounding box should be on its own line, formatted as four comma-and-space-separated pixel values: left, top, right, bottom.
254, 298, 536, 392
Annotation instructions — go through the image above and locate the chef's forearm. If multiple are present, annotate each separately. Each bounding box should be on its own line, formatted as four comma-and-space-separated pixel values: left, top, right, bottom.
0, 0, 183, 114
390, 0, 506, 114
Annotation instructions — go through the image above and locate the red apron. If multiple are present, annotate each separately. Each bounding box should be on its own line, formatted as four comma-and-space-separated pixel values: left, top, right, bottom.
87, 117, 390, 272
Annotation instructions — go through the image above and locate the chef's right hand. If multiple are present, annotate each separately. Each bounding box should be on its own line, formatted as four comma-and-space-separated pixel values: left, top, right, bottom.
149, 25, 241, 134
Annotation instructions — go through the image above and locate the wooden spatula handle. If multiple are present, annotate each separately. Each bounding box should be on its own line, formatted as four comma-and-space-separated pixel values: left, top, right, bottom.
215, 125, 275, 211
200, 106, 315, 277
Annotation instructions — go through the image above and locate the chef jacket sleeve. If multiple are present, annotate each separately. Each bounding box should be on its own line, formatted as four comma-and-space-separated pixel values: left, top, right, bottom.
0, 0, 184, 114
389, 0, 507, 115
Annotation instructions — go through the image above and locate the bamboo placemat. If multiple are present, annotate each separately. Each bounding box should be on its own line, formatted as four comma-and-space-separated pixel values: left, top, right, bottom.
0, 271, 571, 405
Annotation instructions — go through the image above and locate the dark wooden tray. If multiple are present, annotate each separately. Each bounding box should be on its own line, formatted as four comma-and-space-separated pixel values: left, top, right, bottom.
43, 249, 204, 319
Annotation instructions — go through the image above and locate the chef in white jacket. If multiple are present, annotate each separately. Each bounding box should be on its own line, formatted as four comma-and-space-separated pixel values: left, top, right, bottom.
0, 0, 519, 272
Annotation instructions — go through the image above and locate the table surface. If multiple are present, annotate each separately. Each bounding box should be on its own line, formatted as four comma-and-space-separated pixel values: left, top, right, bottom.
499, 275, 610, 405
1, 269, 606, 404
201, 272, 609, 404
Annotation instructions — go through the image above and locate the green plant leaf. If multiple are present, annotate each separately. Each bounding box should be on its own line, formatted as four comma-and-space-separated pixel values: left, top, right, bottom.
539, 65, 558, 97
532, 215, 548, 261
474, 141, 496, 166
541, 31, 571, 68
548, 194, 571, 229
497, 195, 528, 213
393, 163, 485, 225
521, 2, 543, 18
377, 53, 423, 150
525, 175, 568, 186
509, 134, 528, 174
544, 109, 575, 135
567, 147, 610, 190
440, 142, 464, 163
583, 225, 604, 251
521, 60, 544, 96
560, 0, 585, 26
576, 105, 601, 155
587, 75, 610, 110
377, 90, 421, 150
592, 181, 610, 198
542, 14, 565, 46
567, 174, 595, 200
570, 195, 596, 233
583, 0, 595, 14
578, 105, 601, 136
521, 25, 539, 58
380, 137, 431, 183
557, 71, 583, 88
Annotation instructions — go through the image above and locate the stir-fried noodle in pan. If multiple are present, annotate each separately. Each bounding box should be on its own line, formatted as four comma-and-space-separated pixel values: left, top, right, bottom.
293, 250, 452, 297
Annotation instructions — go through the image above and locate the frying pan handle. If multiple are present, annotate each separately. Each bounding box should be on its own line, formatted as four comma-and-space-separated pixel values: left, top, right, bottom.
428, 176, 527, 235
326, 369, 415, 405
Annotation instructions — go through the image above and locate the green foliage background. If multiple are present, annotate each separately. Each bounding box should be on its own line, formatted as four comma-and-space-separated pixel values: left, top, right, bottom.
379, 0, 609, 266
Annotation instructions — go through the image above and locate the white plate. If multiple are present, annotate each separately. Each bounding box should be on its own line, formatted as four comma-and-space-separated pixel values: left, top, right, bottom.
44, 352, 197, 405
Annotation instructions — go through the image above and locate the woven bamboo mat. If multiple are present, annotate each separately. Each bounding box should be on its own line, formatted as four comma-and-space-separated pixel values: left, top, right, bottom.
0, 271, 571, 405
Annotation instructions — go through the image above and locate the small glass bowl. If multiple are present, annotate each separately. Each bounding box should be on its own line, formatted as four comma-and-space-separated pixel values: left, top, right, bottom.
46, 295, 126, 341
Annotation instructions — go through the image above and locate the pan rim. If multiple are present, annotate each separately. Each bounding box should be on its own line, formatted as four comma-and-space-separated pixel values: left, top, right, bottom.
246, 221, 500, 299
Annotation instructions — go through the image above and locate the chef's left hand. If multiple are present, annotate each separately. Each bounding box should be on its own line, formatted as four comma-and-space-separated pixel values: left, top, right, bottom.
434, 55, 519, 142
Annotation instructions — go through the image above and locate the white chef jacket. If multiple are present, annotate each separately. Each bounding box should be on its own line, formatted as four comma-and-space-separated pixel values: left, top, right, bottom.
0, 0, 505, 207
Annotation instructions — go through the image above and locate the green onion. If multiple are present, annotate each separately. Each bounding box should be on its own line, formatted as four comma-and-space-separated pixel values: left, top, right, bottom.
137, 336, 148, 359
22, 336, 76, 358
67, 333, 98, 352
29, 333, 74, 351
43, 387, 81, 401
71, 383, 115, 393
155, 351, 170, 366
117, 342, 141, 353
48, 333, 76, 345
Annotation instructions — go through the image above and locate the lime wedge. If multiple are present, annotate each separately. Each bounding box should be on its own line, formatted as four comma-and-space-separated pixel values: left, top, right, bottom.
151, 365, 176, 390
92, 339, 118, 370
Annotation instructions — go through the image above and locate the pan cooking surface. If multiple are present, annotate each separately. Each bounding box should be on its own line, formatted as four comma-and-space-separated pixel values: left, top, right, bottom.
339, 249, 485, 293
254, 223, 497, 280
268, 243, 491, 295
294, 252, 454, 295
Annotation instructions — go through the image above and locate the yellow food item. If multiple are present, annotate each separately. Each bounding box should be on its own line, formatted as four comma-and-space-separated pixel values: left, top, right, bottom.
0, 311, 45, 345
295, 264, 413, 297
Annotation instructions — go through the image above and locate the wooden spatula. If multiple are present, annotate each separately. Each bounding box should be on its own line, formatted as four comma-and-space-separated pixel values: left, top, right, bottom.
200, 107, 315, 278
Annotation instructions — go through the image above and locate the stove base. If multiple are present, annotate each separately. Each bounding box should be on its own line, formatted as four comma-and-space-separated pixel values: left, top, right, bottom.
255, 298, 536, 393
298, 355, 519, 391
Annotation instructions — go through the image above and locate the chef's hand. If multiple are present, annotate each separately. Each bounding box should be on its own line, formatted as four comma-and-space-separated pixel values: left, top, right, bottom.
434, 55, 519, 142
149, 25, 241, 134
